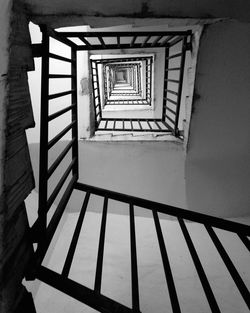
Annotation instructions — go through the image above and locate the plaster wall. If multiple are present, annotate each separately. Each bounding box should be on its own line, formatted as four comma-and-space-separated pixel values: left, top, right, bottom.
186, 20, 250, 217
25, 0, 250, 23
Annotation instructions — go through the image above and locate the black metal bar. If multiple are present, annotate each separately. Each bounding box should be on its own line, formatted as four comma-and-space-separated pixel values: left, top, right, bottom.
168, 36, 185, 47
94, 197, 108, 293
238, 234, 250, 252
129, 203, 140, 312
147, 120, 152, 130
47, 139, 75, 178
75, 183, 250, 235
48, 89, 74, 100
166, 52, 183, 60
48, 121, 76, 149
141, 35, 150, 47
45, 27, 78, 49
155, 120, 162, 130
97, 127, 171, 133
37, 266, 134, 313
174, 37, 187, 136
165, 79, 180, 84
138, 120, 142, 130
36, 175, 77, 264
205, 225, 250, 310
79, 36, 92, 48
71, 48, 79, 179
38, 25, 49, 247
90, 60, 98, 128
47, 158, 76, 210
130, 120, 134, 131
178, 218, 221, 313
166, 67, 181, 71
59, 31, 191, 37
165, 114, 175, 125
130, 36, 137, 47
167, 89, 178, 96
32, 43, 42, 57
117, 36, 120, 48
98, 36, 106, 48
153, 211, 181, 313
75, 43, 176, 51
49, 52, 73, 63
49, 74, 74, 79
62, 192, 90, 277
48, 104, 76, 121
95, 62, 102, 120
151, 35, 163, 47
166, 106, 176, 115
160, 35, 175, 46
162, 48, 169, 121
165, 97, 178, 105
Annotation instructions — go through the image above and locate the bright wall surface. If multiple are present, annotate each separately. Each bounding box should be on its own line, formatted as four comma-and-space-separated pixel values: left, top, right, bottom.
186, 20, 250, 217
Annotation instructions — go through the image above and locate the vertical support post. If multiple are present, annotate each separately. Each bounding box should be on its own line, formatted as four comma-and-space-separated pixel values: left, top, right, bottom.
95, 61, 102, 121
174, 36, 187, 137
38, 25, 49, 247
129, 203, 140, 312
90, 59, 96, 124
71, 48, 79, 179
149, 57, 152, 103
162, 47, 169, 121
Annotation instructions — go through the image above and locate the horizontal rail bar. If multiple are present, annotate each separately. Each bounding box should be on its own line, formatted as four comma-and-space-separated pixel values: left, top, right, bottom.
62, 191, 90, 277
58, 31, 192, 37
74, 183, 250, 235
48, 104, 76, 121
167, 89, 179, 96
101, 118, 164, 122
49, 74, 74, 79
48, 121, 76, 149
165, 114, 175, 125
48, 90, 74, 100
49, 53, 73, 63
47, 139, 75, 178
166, 52, 183, 60
165, 79, 180, 84
47, 158, 76, 210
166, 67, 181, 71
166, 106, 176, 115
165, 97, 178, 105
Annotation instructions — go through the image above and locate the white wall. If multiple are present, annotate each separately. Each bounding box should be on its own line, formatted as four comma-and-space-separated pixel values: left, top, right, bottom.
186, 20, 250, 217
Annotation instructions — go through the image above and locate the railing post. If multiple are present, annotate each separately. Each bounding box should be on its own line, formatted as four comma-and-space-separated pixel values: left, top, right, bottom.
71, 47, 79, 179
38, 24, 49, 249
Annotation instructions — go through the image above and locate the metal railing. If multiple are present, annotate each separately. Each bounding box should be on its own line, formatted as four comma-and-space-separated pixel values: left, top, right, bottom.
33, 180, 250, 313
29, 26, 250, 313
